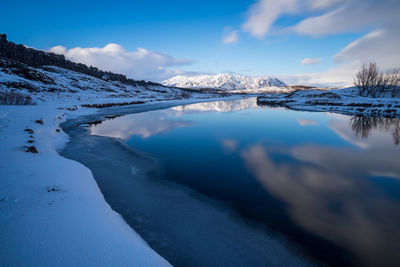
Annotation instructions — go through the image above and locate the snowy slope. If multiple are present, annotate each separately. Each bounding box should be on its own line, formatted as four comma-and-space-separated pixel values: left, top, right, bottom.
163, 73, 288, 91
0, 58, 198, 105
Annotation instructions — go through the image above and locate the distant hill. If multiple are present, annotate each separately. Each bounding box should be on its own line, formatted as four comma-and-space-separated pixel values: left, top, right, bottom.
163, 73, 288, 91
0, 34, 162, 88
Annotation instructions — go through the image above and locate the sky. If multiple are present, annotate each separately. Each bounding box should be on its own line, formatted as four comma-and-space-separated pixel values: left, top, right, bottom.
1, 0, 399, 85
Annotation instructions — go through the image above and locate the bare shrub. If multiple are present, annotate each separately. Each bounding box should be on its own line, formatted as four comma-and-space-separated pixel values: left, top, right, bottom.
176, 90, 191, 99
0, 91, 33, 105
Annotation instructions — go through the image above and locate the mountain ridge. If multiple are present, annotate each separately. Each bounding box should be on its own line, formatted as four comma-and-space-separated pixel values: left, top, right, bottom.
163, 73, 288, 91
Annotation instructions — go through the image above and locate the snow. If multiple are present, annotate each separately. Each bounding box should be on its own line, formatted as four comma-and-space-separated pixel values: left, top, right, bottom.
163, 73, 288, 91
0, 58, 218, 106
257, 87, 400, 117
0, 104, 171, 266
0, 58, 253, 266
1, 56, 398, 265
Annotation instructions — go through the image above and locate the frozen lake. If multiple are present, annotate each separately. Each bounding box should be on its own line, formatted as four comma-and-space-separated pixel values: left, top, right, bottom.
69, 98, 400, 266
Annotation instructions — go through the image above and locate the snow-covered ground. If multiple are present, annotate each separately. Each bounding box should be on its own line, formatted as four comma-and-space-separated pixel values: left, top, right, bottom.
0, 60, 232, 266
257, 87, 400, 117
0, 104, 172, 266
0, 58, 216, 106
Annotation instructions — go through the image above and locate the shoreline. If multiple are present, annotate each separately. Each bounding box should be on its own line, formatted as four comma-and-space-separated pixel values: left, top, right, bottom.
2, 91, 398, 265
0, 102, 172, 266
257, 87, 400, 118
60, 98, 315, 266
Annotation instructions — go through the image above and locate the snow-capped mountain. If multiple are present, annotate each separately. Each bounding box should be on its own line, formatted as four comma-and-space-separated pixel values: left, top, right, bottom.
163, 73, 288, 90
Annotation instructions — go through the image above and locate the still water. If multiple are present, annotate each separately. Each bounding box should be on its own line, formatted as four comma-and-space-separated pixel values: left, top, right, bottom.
91, 98, 400, 266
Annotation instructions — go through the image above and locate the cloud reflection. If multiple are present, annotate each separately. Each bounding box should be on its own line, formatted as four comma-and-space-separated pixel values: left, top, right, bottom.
91, 98, 259, 139
91, 110, 190, 139
221, 139, 238, 154
298, 118, 318, 126
241, 120, 400, 266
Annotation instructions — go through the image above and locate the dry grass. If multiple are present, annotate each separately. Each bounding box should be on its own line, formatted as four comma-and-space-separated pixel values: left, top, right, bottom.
0, 91, 33, 105
81, 101, 146, 108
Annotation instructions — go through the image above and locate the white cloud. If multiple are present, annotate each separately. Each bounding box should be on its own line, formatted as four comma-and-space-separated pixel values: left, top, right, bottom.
242, 0, 399, 38
242, 0, 400, 85
223, 30, 239, 44
49, 45, 67, 55
49, 43, 192, 82
292, 1, 399, 37
277, 62, 358, 87
242, 0, 299, 38
301, 58, 322, 65
334, 29, 400, 70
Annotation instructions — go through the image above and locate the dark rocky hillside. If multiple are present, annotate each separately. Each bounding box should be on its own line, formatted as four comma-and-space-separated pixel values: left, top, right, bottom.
0, 34, 162, 88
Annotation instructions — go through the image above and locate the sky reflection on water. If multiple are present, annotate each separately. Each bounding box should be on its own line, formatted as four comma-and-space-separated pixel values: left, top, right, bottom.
91, 98, 400, 266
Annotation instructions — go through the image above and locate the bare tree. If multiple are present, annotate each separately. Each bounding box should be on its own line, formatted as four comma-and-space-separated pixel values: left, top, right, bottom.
354, 63, 400, 97
375, 68, 400, 96
354, 63, 379, 97
386, 69, 400, 97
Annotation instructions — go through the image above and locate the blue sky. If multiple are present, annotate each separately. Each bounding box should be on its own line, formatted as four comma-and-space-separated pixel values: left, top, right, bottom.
1, 0, 399, 84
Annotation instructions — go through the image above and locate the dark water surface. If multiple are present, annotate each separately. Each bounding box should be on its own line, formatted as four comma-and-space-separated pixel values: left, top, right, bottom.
91, 98, 400, 267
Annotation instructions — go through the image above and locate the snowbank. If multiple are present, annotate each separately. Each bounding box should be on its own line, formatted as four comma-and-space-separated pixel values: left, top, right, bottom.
0, 104, 170, 266
257, 87, 400, 117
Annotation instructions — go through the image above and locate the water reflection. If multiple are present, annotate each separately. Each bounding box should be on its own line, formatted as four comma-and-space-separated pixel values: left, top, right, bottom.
350, 116, 400, 145
242, 143, 400, 266
171, 98, 258, 113
91, 109, 191, 139
242, 114, 400, 266
91, 98, 258, 139
91, 99, 400, 266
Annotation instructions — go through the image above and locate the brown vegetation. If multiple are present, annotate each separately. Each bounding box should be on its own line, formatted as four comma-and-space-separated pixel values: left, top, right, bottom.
81, 101, 146, 108
0, 91, 33, 105
22, 145, 38, 153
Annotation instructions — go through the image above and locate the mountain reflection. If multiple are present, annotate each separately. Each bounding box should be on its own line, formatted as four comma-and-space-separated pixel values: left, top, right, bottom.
172, 98, 258, 113
350, 116, 400, 145
91, 98, 258, 139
